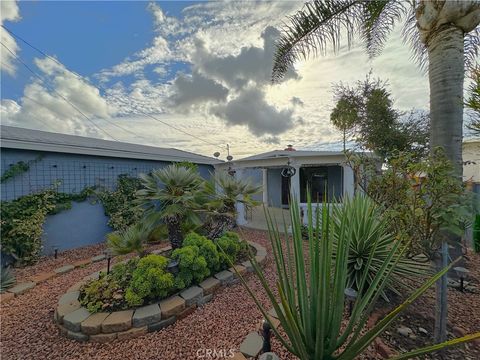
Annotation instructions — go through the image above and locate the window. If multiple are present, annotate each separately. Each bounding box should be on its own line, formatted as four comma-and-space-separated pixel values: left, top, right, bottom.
300, 166, 343, 203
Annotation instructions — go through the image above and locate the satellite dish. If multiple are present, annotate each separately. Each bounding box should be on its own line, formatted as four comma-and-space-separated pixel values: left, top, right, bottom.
213, 152, 220, 158
226, 155, 233, 161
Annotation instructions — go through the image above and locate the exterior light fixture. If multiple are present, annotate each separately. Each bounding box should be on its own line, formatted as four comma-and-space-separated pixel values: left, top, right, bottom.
167, 260, 179, 276
344, 287, 358, 316
53, 247, 59, 259
104, 248, 113, 274
453, 266, 470, 292
262, 319, 272, 353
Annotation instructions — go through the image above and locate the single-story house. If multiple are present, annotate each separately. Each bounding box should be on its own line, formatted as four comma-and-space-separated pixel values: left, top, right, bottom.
215, 146, 359, 230
0, 125, 220, 254
463, 138, 480, 193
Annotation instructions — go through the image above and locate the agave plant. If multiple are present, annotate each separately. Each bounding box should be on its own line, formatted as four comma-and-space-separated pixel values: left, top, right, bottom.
204, 171, 261, 239
136, 165, 205, 249
333, 195, 430, 301
232, 194, 478, 359
0, 267, 16, 293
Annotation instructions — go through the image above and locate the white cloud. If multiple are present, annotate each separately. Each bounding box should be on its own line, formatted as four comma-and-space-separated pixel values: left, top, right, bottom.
1, 0, 21, 75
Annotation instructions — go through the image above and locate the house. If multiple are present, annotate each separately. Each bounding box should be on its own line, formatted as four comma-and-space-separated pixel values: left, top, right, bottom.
0, 125, 220, 253
215, 146, 360, 230
463, 138, 480, 193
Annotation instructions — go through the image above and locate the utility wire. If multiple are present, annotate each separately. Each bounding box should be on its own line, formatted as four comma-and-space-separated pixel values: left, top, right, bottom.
2, 25, 228, 151
1, 41, 119, 141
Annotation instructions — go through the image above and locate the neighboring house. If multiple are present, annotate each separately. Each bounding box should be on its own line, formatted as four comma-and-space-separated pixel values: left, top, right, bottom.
215, 146, 359, 230
0, 125, 220, 254
463, 138, 480, 193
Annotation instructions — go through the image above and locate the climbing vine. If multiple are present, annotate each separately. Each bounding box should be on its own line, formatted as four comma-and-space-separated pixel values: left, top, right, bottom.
1, 156, 42, 183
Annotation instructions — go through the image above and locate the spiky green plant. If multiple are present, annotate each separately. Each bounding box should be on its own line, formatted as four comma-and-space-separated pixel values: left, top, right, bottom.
204, 171, 261, 239
107, 219, 157, 257
136, 165, 205, 249
231, 194, 478, 359
333, 195, 430, 301
0, 267, 16, 293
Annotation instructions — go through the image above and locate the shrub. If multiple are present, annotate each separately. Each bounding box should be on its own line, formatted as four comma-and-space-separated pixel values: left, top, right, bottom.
183, 232, 220, 272
0, 267, 16, 293
216, 231, 249, 269
125, 254, 174, 307
79, 274, 126, 313
172, 245, 209, 289
107, 220, 157, 257
474, 214, 480, 253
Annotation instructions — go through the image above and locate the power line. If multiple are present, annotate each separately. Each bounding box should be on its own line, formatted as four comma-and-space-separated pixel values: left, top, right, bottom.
2, 25, 228, 151
1, 41, 119, 141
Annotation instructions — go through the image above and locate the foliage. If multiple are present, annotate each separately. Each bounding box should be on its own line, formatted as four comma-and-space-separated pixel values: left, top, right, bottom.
216, 231, 249, 269
171, 245, 210, 289
204, 171, 261, 239
97, 175, 144, 231
136, 165, 205, 249
79, 274, 126, 313
330, 76, 429, 158
363, 148, 473, 258
183, 232, 220, 272
0, 186, 95, 265
0, 267, 16, 293
474, 215, 480, 253
0, 156, 42, 183
175, 161, 198, 171
233, 193, 476, 360
107, 219, 158, 257
333, 195, 430, 301
125, 254, 174, 307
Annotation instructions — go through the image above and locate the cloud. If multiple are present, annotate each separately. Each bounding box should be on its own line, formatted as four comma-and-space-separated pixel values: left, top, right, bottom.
168, 71, 229, 111
1, 0, 21, 75
211, 87, 295, 136
2, 57, 115, 137
291, 96, 304, 107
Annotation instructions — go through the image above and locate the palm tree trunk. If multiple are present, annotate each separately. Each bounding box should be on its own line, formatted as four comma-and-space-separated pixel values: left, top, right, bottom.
166, 217, 183, 249
427, 24, 464, 344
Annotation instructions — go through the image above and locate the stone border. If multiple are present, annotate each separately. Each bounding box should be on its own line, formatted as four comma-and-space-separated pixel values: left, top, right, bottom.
53, 241, 267, 342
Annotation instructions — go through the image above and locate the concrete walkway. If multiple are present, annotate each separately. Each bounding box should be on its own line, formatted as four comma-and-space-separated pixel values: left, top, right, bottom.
243, 206, 291, 231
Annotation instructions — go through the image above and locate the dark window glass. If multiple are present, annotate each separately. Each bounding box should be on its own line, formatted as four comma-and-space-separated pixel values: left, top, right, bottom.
300, 166, 343, 202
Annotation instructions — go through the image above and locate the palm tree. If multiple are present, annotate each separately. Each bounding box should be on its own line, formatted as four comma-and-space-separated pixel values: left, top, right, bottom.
271, 0, 479, 343
204, 171, 261, 239
136, 165, 204, 249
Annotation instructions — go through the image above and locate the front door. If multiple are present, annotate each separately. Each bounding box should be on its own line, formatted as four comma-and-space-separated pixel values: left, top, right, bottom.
281, 175, 290, 207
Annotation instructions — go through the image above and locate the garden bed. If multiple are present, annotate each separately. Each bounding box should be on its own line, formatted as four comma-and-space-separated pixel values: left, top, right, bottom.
53, 241, 267, 342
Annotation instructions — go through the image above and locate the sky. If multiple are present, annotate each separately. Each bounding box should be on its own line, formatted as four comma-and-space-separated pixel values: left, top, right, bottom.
0, 0, 439, 159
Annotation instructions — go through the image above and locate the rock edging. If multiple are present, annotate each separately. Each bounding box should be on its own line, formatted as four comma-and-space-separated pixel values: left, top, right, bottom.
53, 241, 267, 342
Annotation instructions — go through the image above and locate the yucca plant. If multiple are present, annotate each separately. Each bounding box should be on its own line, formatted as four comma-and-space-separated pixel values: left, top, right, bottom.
204, 171, 261, 239
333, 195, 430, 301
136, 165, 205, 249
1, 267, 16, 293
232, 194, 478, 359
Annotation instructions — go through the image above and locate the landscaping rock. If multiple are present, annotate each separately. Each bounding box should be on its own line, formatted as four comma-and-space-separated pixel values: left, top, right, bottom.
54, 265, 74, 275
83, 271, 100, 281
8, 282, 35, 296
81, 312, 110, 335
102, 310, 133, 333
214, 270, 234, 285
374, 338, 394, 358
418, 327, 428, 335
73, 259, 91, 267
147, 316, 176, 332
117, 326, 147, 340
453, 326, 467, 337
199, 277, 221, 295
198, 294, 213, 306
132, 304, 161, 327
159, 296, 185, 319
56, 301, 81, 323
58, 291, 80, 306
66, 330, 89, 342
31, 271, 56, 283
67, 281, 86, 293
63, 307, 91, 332
232, 353, 247, 360
255, 255, 267, 265
180, 286, 203, 306
259, 353, 280, 360
177, 305, 196, 320
229, 265, 247, 277
397, 326, 413, 337
240, 332, 263, 358
0, 292, 15, 303
241, 260, 254, 272
90, 332, 117, 343
91, 254, 106, 262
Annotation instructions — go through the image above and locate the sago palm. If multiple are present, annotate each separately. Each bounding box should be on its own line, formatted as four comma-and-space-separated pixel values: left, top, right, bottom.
136, 165, 204, 249
271, 0, 480, 342
231, 194, 479, 360
204, 171, 261, 239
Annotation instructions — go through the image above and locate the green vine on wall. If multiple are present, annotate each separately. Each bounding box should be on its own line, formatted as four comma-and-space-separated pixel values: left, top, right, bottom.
1, 156, 42, 183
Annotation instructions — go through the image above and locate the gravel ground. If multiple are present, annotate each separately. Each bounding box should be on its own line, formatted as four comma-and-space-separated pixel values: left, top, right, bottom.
2, 229, 479, 360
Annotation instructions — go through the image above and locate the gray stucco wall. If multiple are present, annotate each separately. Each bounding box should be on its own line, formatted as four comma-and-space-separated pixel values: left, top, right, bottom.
242, 168, 263, 202
1, 148, 214, 254
267, 168, 283, 207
